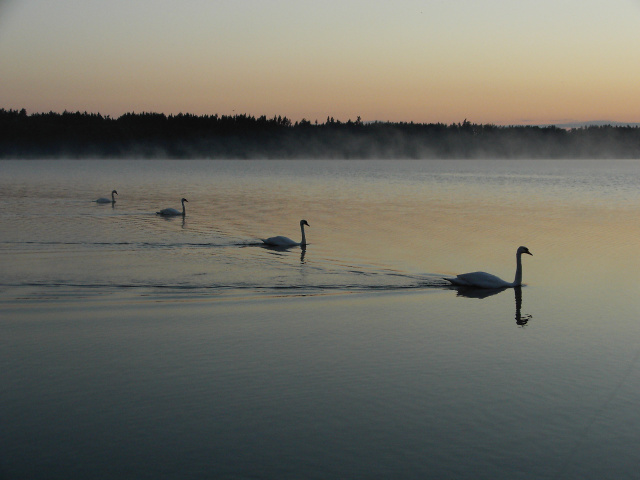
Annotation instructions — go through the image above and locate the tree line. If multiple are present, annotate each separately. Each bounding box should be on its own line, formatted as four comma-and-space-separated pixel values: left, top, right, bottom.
1, 108, 639, 159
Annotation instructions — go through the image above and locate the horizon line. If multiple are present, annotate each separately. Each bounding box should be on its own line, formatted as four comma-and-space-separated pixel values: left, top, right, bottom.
3, 107, 640, 129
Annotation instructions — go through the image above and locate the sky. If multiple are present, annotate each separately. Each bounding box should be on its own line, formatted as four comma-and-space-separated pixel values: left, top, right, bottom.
1, 0, 639, 125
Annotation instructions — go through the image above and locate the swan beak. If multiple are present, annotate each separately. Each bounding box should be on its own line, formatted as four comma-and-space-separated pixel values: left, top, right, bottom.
525, 251, 532, 256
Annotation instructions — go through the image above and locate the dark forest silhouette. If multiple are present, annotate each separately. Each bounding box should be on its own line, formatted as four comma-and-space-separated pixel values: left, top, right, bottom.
1, 108, 639, 159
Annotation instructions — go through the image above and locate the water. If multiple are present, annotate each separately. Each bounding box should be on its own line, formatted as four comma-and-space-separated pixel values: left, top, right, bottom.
1, 159, 639, 479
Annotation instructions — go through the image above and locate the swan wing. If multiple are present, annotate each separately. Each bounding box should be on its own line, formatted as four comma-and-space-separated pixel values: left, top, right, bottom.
448, 271, 511, 289
96, 197, 111, 203
262, 236, 298, 246
157, 208, 181, 215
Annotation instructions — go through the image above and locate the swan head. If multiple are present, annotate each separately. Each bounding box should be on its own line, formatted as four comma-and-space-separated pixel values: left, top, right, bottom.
112, 190, 118, 195
517, 246, 532, 256
300, 219, 310, 227
181, 198, 188, 203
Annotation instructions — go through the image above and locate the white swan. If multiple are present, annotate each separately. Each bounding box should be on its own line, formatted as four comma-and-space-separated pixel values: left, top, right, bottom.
262, 220, 310, 247
96, 190, 117, 203
446, 246, 532, 288
157, 198, 188, 216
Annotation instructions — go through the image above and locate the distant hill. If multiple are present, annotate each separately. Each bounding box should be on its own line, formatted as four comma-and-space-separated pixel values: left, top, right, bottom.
540, 120, 640, 129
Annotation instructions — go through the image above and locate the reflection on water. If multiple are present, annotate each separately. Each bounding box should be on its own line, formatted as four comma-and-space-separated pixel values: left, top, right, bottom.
261, 244, 308, 264
1, 159, 639, 480
1, 159, 638, 301
451, 284, 533, 327
1, 156, 638, 301
452, 285, 509, 299
514, 286, 532, 327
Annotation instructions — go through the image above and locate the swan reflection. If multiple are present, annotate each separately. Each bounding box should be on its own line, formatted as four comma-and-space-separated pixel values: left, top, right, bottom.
260, 243, 307, 264
451, 285, 532, 326
514, 286, 532, 327
158, 215, 187, 228
453, 286, 508, 299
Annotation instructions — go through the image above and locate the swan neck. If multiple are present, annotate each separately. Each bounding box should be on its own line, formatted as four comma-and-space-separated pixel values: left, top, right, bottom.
513, 252, 523, 286
300, 223, 306, 245
181, 199, 186, 215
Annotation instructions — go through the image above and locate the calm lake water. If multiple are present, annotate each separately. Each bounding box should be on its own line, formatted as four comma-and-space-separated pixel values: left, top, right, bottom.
1, 159, 639, 479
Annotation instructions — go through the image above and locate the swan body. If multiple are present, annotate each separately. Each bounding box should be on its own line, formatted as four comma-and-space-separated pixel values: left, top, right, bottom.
262, 220, 310, 247
157, 198, 188, 216
447, 246, 532, 288
96, 190, 117, 203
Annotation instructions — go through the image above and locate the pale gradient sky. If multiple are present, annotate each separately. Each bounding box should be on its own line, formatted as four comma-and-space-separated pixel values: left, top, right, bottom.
1, 0, 639, 124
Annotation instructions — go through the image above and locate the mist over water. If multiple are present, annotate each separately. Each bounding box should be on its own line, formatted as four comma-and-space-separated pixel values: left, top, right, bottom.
1, 159, 639, 480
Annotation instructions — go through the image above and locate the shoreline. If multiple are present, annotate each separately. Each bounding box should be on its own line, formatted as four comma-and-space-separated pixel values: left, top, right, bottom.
3, 109, 640, 159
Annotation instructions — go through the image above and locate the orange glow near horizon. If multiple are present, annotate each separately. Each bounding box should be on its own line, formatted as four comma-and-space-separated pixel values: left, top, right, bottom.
1, 0, 639, 125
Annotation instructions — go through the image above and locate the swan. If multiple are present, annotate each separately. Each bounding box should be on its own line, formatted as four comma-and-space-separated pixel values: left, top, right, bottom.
96, 190, 117, 203
262, 219, 310, 247
157, 198, 188, 216
446, 246, 532, 288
